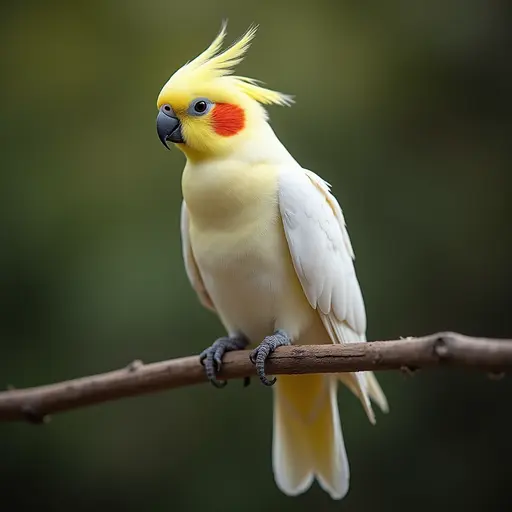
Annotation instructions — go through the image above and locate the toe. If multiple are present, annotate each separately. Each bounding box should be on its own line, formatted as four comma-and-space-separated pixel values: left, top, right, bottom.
249, 348, 258, 364
204, 358, 216, 382
256, 360, 276, 386
211, 378, 227, 388
248, 332, 288, 386
255, 353, 276, 386
213, 347, 225, 371
199, 335, 249, 389
259, 374, 276, 386
199, 349, 209, 365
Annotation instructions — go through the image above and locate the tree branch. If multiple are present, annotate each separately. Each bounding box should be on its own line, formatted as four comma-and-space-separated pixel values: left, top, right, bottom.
1, 331, 510, 423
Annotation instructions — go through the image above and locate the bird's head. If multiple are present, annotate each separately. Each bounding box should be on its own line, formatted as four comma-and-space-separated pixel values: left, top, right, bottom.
156, 23, 293, 161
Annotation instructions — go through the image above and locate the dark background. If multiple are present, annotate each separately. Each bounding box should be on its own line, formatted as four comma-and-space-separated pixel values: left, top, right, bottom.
1, 1, 511, 511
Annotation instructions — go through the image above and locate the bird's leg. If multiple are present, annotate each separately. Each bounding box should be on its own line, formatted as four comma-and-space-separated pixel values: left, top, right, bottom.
250, 329, 291, 386
199, 334, 249, 388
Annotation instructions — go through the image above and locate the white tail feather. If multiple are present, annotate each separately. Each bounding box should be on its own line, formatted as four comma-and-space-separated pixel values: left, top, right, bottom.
320, 313, 377, 424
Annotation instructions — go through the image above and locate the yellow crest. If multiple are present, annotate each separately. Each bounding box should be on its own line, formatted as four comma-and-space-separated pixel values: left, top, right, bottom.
160, 22, 293, 107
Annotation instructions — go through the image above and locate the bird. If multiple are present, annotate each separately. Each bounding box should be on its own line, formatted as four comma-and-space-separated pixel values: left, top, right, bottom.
155, 22, 388, 500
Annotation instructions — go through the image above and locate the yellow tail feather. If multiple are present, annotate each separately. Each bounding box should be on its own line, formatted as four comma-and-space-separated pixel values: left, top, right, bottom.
273, 374, 349, 499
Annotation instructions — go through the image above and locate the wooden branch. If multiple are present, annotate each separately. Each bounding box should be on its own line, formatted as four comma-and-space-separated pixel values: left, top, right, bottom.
1, 332, 510, 424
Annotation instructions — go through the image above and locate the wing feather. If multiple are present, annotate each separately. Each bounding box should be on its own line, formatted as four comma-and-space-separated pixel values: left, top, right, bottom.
180, 201, 216, 312
278, 168, 365, 332
278, 168, 388, 419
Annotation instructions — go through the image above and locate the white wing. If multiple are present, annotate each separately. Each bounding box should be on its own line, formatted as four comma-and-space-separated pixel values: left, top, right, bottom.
180, 201, 216, 312
278, 168, 388, 419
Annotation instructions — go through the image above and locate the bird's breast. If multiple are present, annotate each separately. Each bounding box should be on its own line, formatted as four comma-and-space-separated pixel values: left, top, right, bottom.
183, 161, 311, 341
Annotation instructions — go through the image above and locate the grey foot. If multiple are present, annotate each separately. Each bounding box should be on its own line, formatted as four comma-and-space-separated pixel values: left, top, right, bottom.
249, 329, 291, 386
199, 334, 249, 388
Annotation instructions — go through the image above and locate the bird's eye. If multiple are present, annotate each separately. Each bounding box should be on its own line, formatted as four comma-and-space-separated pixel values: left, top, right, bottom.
194, 101, 208, 113
188, 98, 212, 116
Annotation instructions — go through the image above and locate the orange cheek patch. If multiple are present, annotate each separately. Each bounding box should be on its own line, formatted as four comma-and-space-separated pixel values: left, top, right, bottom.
212, 103, 245, 136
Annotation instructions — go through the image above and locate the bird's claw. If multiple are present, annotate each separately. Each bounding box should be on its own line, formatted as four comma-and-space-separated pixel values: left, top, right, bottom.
199, 335, 248, 388
250, 329, 291, 386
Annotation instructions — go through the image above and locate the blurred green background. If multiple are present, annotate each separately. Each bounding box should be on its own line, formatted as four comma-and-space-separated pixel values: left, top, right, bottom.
1, 1, 511, 510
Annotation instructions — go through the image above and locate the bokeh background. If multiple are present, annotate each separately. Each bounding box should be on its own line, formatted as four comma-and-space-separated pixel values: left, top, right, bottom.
1, 1, 511, 510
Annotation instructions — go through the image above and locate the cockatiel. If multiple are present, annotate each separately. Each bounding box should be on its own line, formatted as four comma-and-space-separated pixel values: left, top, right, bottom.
155, 23, 388, 500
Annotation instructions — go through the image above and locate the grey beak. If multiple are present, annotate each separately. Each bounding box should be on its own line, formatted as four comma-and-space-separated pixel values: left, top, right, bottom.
156, 105, 184, 149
